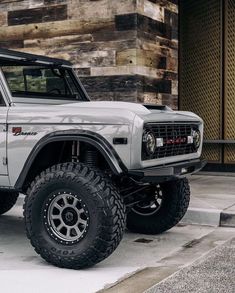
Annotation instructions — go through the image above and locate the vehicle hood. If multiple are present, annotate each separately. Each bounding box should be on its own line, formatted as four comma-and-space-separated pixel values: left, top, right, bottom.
63, 101, 202, 122
64, 101, 202, 121
9, 101, 202, 124
62, 101, 159, 115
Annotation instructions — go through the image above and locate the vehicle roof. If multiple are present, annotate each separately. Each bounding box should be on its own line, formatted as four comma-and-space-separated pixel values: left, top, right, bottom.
0, 48, 72, 67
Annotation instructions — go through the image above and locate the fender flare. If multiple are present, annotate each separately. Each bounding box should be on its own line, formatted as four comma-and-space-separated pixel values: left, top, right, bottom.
14, 129, 127, 190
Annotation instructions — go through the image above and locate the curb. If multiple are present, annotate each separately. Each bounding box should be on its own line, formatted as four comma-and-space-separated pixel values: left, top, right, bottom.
181, 207, 235, 228
220, 210, 235, 227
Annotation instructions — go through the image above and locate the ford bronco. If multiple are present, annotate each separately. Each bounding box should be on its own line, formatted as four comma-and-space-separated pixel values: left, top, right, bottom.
0, 49, 205, 269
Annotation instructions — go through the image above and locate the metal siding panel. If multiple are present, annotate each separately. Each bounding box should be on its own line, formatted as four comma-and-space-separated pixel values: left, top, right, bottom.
224, 0, 235, 163
180, 0, 222, 162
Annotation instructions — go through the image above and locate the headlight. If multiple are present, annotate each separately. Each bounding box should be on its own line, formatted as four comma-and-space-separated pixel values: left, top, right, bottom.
192, 129, 201, 149
143, 130, 156, 155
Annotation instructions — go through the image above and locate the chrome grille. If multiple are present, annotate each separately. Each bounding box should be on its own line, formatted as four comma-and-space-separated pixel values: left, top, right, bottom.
142, 123, 199, 160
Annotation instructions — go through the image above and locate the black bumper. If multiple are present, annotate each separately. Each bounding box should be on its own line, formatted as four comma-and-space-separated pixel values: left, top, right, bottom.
128, 159, 206, 183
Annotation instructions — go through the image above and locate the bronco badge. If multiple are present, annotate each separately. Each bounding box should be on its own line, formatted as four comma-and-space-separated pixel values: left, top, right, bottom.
12, 127, 37, 136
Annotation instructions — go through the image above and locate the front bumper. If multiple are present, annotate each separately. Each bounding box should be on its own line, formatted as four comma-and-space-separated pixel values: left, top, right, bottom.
128, 159, 206, 183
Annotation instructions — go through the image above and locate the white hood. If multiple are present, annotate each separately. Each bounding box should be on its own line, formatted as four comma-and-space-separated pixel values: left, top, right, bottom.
63, 101, 152, 115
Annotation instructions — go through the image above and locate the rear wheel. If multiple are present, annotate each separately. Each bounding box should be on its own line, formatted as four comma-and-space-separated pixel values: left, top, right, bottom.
24, 163, 126, 269
127, 178, 190, 234
0, 191, 19, 215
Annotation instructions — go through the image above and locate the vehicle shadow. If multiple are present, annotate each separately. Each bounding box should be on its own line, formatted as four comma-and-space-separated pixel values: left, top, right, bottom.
0, 214, 24, 237
0, 205, 49, 269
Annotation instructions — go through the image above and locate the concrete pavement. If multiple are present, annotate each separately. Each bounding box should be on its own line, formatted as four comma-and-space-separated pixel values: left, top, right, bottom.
0, 174, 235, 293
182, 174, 235, 227
0, 203, 232, 293
101, 227, 235, 293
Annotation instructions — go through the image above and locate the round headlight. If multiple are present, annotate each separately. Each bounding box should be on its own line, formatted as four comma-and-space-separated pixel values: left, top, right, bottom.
192, 129, 201, 149
143, 131, 156, 155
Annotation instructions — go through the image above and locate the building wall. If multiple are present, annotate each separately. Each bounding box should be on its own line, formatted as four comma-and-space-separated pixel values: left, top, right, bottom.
0, 0, 179, 108
180, 0, 235, 167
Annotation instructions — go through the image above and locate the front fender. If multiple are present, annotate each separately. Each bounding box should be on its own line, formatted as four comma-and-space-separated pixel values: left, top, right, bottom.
14, 129, 127, 190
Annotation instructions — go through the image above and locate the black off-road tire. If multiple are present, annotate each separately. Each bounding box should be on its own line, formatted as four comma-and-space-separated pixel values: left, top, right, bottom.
127, 178, 190, 235
24, 162, 126, 269
0, 191, 19, 215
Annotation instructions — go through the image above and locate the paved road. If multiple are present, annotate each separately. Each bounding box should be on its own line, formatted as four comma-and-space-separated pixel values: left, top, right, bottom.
0, 200, 234, 293
146, 238, 235, 293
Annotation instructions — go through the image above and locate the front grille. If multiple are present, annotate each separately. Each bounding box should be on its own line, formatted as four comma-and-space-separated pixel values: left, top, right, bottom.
142, 123, 199, 160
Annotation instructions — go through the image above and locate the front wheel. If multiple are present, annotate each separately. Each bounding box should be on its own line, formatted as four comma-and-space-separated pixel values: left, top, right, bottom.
24, 163, 126, 269
127, 178, 190, 235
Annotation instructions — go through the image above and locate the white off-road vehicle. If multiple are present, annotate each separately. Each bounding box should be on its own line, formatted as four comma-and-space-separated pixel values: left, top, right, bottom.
0, 49, 205, 269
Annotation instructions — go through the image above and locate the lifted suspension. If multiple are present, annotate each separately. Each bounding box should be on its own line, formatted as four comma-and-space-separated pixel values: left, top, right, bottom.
117, 177, 155, 209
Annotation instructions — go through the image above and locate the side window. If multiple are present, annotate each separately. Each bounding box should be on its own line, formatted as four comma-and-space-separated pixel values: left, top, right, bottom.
1, 66, 81, 100
65, 71, 79, 95
0, 90, 5, 106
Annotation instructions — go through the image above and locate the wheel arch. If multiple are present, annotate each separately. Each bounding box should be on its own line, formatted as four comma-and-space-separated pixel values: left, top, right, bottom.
14, 129, 127, 191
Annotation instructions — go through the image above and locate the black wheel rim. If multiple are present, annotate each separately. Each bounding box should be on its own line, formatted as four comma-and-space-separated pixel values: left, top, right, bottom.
44, 191, 90, 245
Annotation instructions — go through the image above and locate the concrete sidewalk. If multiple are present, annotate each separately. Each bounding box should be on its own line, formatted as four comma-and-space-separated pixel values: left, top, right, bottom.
1, 174, 235, 293
182, 174, 235, 227
0, 204, 224, 293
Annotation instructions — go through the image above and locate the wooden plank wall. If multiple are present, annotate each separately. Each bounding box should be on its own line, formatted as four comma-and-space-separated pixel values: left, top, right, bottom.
0, 0, 178, 107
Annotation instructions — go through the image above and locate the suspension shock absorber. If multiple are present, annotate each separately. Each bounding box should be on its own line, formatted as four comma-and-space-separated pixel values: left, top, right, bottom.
84, 146, 98, 167
72, 141, 80, 162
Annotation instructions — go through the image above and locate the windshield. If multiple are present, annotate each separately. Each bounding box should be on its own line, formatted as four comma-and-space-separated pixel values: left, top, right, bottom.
1, 65, 86, 101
